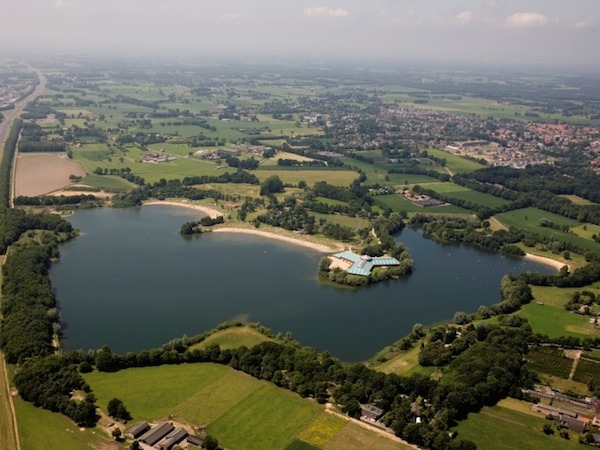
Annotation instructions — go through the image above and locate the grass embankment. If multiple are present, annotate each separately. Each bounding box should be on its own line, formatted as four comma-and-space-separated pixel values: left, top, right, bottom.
84, 363, 411, 450
191, 326, 275, 351
454, 398, 583, 450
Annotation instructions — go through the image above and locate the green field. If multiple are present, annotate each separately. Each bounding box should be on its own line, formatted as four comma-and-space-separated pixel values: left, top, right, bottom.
192, 326, 274, 351
80, 173, 135, 191
84, 363, 409, 450
253, 169, 358, 187
370, 343, 436, 377
495, 207, 597, 253
425, 182, 510, 208
454, 399, 583, 450
374, 194, 473, 215
424, 148, 485, 173
15, 398, 106, 450
517, 301, 600, 339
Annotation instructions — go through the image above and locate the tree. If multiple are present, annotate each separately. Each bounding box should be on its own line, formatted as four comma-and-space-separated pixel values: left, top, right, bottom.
107, 398, 132, 421
260, 175, 284, 196
112, 427, 122, 441
203, 434, 219, 450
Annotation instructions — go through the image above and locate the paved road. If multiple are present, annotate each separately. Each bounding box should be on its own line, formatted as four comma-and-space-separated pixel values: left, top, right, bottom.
0, 66, 47, 161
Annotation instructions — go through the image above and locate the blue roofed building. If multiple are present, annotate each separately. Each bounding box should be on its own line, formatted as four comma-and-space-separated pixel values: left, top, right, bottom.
331, 251, 400, 277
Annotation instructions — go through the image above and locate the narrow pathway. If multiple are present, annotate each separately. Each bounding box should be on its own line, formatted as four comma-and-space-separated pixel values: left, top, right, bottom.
566, 349, 582, 380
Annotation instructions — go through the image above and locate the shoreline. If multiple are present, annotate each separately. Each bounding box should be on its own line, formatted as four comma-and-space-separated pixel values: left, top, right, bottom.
523, 253, 568, 271
143, 200, 222, 219
213, 227, 337, 253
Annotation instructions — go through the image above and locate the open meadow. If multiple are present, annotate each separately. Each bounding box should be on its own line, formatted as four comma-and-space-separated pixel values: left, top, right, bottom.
84, 363, 411, 450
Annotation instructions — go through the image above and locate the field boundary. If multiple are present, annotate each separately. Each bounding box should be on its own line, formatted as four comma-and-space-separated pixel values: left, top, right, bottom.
0, 351, 20, 450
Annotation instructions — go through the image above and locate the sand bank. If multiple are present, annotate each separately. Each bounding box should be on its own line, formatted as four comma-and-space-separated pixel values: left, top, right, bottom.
213, 227, 338, 253
143, 200, 222, 218
524, 253, 568, 271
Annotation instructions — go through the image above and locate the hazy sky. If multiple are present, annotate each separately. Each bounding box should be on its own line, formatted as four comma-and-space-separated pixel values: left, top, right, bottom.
2, 0, 599, 65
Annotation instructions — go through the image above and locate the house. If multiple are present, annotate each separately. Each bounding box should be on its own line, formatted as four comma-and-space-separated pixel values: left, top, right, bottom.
125, 421, 150, 439
361, 404, 384, 421
139, 422, 174, 447
559, 415, 586, 433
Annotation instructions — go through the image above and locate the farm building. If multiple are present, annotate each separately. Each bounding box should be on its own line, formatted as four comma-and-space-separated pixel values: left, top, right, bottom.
331, 251, 400, 277
139, 422, 174, 446
361, 404, 384, 421
125, 421, 150, 439
159, 427, 188, 450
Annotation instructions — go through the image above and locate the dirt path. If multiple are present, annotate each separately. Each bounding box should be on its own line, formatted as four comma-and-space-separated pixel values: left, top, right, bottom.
565, 349, 582, 380
0, 350, 20, 450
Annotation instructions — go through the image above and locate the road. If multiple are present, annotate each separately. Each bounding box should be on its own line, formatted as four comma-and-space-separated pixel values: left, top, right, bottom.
0, 64, 47, 163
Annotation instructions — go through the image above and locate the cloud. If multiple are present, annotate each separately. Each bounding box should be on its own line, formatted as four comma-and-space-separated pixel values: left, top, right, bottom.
455, 11, 474, 26
221, 11, 254, 20
304, 7, 349, 18
505, 12, 549, 28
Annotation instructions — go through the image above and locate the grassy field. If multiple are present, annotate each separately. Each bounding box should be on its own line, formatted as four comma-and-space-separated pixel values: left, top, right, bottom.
424, 148, 485, 173
374, 194, 473, 215
454, 399, 583, 450
560, 195, 597, 205
191, 326, 274, 351
84, 363, 409, 450
253, 169, 357, 187
425, 182, 510, 208
495, 207, 598, 253
369, 343, 437, 377
15, 398, 106, 450
80, 173, 135, 191
517, 301, 600, 339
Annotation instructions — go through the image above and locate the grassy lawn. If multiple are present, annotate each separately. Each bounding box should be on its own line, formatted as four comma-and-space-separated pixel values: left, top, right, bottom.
191, 326, 274, 351
15, 398, 108, 450
424, 148, 485, 173
454, 401, 583, 450
370, 343, 436, 377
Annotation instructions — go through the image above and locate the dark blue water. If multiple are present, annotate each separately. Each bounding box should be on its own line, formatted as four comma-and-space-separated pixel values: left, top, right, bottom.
50, 206, 554, 361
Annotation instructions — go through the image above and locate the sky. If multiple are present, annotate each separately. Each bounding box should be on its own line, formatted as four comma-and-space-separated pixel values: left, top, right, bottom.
2, 0, 599, 66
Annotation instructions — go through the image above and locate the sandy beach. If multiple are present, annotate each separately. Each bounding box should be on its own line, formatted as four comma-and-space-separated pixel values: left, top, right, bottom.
213, 227, 339, 253
524, 253, 568, 271
143, 200, 222, 218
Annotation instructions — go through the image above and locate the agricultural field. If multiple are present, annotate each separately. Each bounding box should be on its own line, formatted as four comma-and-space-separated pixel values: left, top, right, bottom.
79, 173, 135, 192
424, 148, 485, 173
454, 399, 583, 450
560, 194, 597, 206
84, 363, 410, 450
424, 182, 510, 208
14, 153, 86, 197
572, 358, 600, 385
191, 326, 274, 351
253, 169, 358, 187
524, 347, 573, 379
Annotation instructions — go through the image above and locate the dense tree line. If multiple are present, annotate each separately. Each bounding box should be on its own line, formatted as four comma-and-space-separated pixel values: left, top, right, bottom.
0, 119, 22, 208
225, 155, 259, 170
14, 194, 99, 206
277, 158, 327, 167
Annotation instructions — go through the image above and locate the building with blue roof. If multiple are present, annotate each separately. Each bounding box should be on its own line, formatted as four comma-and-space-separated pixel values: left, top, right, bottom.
332, 251, 400, 277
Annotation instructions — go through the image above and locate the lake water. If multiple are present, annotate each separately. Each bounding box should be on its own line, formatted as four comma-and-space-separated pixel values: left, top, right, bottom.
50, 206, 555, 362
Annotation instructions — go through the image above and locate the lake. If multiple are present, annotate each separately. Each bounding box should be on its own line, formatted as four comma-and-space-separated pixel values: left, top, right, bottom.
50, 205, 555, 362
